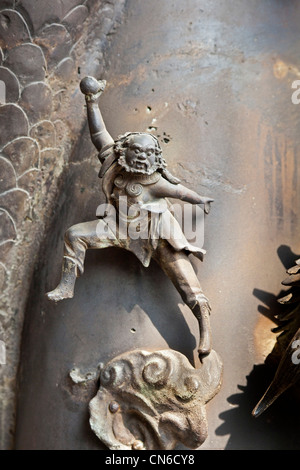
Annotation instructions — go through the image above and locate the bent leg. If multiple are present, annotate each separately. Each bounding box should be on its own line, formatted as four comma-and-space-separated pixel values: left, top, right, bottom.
46, 219, 119, 301
63, 220, 119, 275
153, 240, 212, 357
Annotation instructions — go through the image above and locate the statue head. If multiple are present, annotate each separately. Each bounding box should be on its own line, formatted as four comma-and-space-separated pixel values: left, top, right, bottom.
114, 132, 166, 175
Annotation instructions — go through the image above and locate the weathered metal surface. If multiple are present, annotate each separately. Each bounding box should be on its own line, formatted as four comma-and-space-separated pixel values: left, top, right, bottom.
12, 0, 300, 450
88, 349, 222, 450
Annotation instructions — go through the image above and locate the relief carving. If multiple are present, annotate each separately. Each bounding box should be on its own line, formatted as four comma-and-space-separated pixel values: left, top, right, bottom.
46, 77, 215, 358
89, 349, 222, 450
46, 76, 222, 449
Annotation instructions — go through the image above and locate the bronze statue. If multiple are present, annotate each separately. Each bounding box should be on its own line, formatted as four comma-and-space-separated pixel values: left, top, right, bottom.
46, 77, 214, 357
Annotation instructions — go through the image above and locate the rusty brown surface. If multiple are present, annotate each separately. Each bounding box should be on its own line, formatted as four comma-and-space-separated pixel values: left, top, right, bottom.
11, 0, 300, 450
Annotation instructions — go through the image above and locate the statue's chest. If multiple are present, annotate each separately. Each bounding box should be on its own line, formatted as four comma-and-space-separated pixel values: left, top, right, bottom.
112, 172, 161, 202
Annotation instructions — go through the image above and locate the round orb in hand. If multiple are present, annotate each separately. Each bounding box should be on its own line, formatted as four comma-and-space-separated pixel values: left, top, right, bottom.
80, 76, 105, 95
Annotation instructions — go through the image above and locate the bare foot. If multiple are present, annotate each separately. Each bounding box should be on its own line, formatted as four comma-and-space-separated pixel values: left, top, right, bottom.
198, 324, 212, 358
198, 345, 211, 359
195, 297, 212, 358
46, 285, 74, 302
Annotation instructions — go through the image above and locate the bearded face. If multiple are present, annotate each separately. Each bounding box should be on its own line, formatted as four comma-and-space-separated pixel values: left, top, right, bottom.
117, 134, 164, 175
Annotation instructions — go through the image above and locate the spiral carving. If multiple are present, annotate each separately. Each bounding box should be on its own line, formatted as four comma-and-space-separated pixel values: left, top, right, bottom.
126, 181, 143, 197
114, 174, 126, 189
142, 354, 171, 386
101, 365, 117, 385
101, 360, 130, 388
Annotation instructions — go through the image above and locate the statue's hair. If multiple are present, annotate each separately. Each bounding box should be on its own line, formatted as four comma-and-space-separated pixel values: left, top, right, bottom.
114, 132, 180, 184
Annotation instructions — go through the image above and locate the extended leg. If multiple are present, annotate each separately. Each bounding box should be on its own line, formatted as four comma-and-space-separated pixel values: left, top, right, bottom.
46, 219, 118, 302
153, 241, 212, 357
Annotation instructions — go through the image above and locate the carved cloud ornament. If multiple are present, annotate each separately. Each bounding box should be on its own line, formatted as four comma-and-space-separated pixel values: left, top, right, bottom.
89, 349, 223, 450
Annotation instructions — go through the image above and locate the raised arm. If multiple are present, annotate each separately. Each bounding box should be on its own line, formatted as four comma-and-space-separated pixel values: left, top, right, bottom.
152, 178, 214, 213
80, 76, 114, 152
